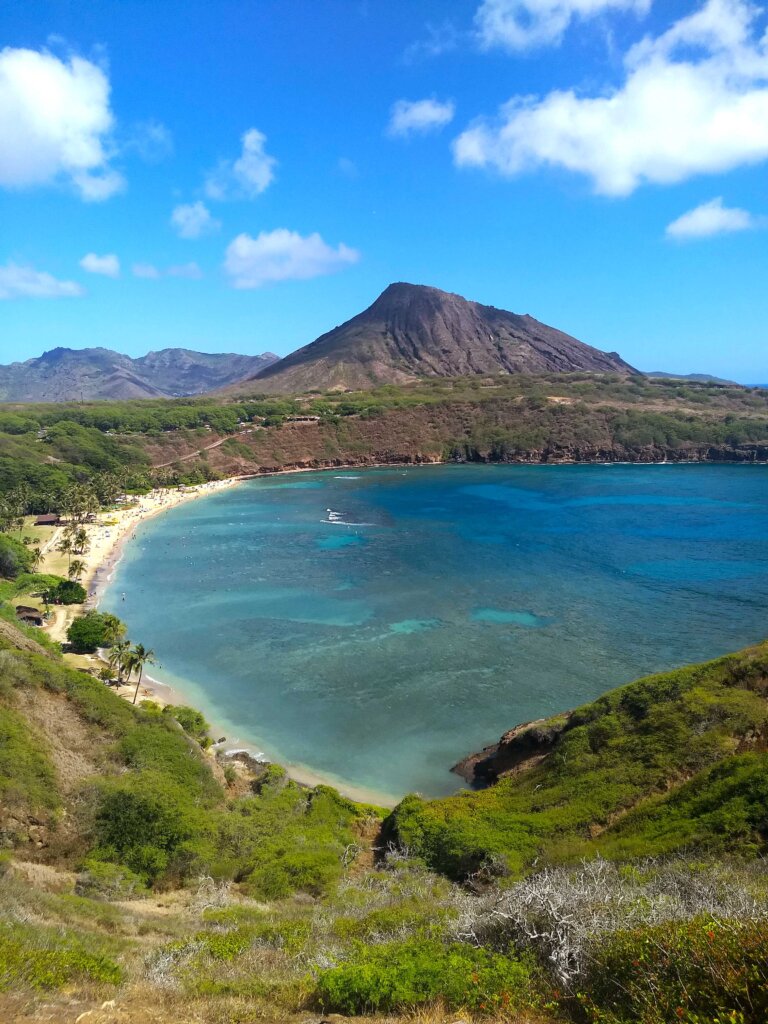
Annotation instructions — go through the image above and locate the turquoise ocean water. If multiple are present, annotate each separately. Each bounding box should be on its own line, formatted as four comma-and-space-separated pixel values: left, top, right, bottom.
102, 465, 768, 800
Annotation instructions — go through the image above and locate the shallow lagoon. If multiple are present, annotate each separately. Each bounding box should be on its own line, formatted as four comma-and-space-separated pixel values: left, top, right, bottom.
103, 465, 768, 799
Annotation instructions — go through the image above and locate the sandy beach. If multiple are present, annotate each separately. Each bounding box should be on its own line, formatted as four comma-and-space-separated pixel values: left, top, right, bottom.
40, 477, 244, 647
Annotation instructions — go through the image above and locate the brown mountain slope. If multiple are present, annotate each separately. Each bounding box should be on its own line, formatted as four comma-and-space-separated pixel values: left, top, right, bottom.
235, 283, 634, 394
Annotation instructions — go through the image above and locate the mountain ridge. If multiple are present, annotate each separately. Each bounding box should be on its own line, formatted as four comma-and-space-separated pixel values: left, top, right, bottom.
0, 346, 278, 402
236, 282, 636, 394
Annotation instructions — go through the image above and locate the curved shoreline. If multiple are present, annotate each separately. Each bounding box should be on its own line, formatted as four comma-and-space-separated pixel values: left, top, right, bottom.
83, 472, 404, 807
42, 458, 768, 808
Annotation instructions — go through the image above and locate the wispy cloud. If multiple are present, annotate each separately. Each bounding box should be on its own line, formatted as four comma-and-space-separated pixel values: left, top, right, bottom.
171, 201, 220, 239
337, 157, 359, 178
205, 128, 277, 200
132, 263, 161, 279
124, 118, 173, 162
404, 21, 461, 62
0, 262, 84, 299
80, 252, 120, 277
666, 197, 763, 239
167, 262, 203, 279
131, 261, 203, 279
388, 98, 455, 137
224, 229, 359, 289
474, 0, 651, 51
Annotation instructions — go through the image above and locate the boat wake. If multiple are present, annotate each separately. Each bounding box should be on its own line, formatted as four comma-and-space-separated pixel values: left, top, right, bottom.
321, 507, 372, 526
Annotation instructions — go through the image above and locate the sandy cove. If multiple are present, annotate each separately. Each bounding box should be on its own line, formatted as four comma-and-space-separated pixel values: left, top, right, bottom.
37, 472, 398, 806
41, 478, 244, 645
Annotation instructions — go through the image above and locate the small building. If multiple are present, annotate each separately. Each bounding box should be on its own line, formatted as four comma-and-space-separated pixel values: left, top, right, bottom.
34, 513, 61, 526
15, 605, 44, 627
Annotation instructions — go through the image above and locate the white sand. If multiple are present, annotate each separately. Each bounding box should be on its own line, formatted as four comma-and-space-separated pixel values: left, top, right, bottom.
41, 479, 242, 644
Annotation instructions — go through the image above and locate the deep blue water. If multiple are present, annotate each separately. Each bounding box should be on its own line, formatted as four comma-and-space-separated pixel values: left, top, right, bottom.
103, 465, 768, 800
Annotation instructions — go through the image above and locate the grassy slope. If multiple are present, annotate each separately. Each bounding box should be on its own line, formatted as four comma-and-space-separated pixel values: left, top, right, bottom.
2, 616, 768, 1022
0, 619, 375, 894
390, 642, 768, 878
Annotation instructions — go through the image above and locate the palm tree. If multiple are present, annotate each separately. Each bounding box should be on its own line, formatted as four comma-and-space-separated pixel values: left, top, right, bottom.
130, 643, 156, 705
57, 535, 73, 569
30, 547, 43, 572
73, 527, 89, 555
108, 639, 131, 685
68, 559, 87, 581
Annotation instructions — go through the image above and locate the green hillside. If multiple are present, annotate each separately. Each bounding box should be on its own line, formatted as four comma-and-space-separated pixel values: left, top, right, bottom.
1, 612, 767, 1022
391, 643, 768, 878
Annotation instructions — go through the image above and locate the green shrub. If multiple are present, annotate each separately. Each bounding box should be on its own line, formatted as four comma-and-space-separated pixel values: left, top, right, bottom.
92, 772, 215, 884
0, 535, 33, 580
51, 579, 87, 605
75, 859, 147, 900
582, 917, 768, 1024
163, 704, 211, 746
332, 901, 453, 942
66, 611, 125, 652
117, 717, 221, 801
315, 938, 534, 1014
215, 781, 365, 899
0, 922, 122, 992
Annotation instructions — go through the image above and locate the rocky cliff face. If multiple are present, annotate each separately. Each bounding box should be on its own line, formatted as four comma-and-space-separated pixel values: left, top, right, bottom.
237, 283, 635, 394
452, 716, 572, 787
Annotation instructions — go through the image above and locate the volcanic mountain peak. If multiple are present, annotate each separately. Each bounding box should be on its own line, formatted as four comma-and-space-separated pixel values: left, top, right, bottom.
241, 282, 635, 394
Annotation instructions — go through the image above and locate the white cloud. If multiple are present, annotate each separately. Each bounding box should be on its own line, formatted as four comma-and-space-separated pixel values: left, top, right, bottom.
666, 196, 761, 239
171, 201, 220, 239
0, 262, 83, 299
475, 0, 651, 51
168, 262, 203, 279
0, 46, 124, 201
79, 252, 120, 277
388, 98, 456, 137
224, 229, 360, 289
132, 263, 160, 279
205, 128, 277, 200
455, 0, 768, 196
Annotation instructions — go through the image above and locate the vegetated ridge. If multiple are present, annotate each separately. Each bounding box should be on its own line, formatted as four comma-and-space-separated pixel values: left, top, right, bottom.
234, 282, 635, 394
391, 641, 768, 879
0, 346, 278, 402
5, 374, 768, 508
646, 370, 739, 385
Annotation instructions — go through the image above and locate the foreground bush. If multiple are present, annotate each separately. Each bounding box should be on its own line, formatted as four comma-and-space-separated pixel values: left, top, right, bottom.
0, 922, 122, 992
581, 917, 768, 1024
315, 938, 534, 1014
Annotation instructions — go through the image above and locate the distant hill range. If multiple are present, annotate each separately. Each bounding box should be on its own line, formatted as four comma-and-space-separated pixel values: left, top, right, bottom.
0, 347, 278, 402
232, 282, 636, 395
646, 371, 738, 386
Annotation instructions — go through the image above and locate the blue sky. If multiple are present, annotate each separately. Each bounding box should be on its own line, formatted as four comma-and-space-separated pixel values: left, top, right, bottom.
1, 0, 767, 379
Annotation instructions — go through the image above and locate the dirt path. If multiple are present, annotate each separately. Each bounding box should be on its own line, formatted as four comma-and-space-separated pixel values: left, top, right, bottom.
154, 427, 257, 468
